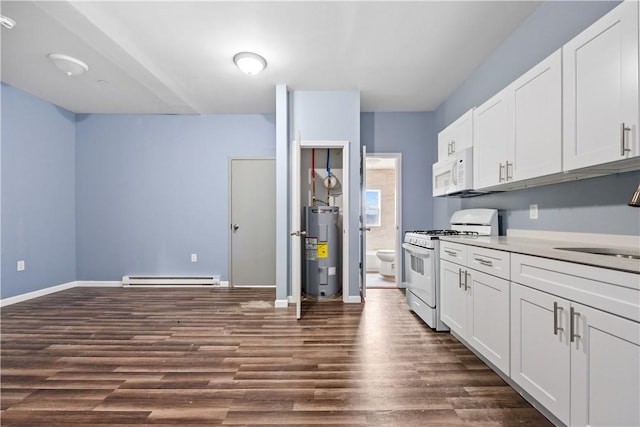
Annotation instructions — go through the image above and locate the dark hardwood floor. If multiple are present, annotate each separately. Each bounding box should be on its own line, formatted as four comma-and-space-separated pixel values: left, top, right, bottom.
1, 286, 552, 426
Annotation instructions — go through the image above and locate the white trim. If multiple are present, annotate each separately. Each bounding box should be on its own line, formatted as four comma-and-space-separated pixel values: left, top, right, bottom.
1, 281, 76, 307
0, 279, 233, 307
274, 299, 289, 308
343, 295, 362, 303
76, 281, 121, 287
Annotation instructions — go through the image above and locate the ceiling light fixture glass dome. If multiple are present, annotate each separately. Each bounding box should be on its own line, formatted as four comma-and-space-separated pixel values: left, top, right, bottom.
233, 52, 267, 75
48, 53, 89, 77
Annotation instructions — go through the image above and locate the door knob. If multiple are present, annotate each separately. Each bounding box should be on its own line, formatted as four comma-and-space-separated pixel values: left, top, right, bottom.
232, 224, 239, 231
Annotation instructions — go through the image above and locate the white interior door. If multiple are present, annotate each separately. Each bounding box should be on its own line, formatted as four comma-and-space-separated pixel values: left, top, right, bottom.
230, 158, 276, 286
290, 135, 302, 319
359, 144, 367, 298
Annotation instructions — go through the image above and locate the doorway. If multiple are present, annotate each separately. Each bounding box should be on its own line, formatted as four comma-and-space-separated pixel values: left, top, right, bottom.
229, 158, 276, 287
363, 153, 402, 289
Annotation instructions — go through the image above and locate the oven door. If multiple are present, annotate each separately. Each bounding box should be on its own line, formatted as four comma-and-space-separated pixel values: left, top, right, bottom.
402, 242, 436, 307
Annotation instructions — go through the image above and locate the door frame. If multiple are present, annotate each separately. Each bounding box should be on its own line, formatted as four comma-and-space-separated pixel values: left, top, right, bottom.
291, 140, 350, 318
228, 156, 276, 288
363, 152, 403, 288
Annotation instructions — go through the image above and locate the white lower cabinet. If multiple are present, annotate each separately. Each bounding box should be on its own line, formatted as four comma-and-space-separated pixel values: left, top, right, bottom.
570, 302, 640, 427
511, 253, 640, 426
441, 259, 467, 336
440, 244, 510, 375
467, 269, 510, 375
511, 283, 571, 424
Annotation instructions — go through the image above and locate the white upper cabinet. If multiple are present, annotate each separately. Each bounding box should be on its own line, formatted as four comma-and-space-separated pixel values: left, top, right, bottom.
563, 0, 639, 171
508, 49, 562, 182
474, 50, 562, 191
437, 108, 474, 161
473, 89, 509, 190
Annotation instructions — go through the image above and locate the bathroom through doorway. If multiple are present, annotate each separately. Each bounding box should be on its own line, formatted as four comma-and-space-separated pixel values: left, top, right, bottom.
363, 153, 402, 289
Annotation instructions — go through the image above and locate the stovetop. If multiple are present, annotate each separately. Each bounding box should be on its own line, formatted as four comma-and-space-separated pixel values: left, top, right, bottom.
406, 230, 480, 237
403, 230, 480, 249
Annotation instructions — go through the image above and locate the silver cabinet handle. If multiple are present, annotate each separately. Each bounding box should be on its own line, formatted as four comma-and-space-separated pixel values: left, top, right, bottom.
447, 141, 452, 155
506, 161, 513, 181
458, 268, 465, 288
474, 257, 493, 267
444, 249, 457, 257
498, 163, 505, 182
621, 123, 632, 156
464, 271, 471, 291
553, 302, 564, 335
451, 140, 456, 154
570, 306, 581, 343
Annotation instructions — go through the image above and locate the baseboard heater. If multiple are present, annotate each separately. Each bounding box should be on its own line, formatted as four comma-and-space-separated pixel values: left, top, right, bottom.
122, 276, 220, 286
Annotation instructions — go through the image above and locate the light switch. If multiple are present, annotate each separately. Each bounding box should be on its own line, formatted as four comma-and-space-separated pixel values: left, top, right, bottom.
17, 260, 25, 271
191, 253, 198, 263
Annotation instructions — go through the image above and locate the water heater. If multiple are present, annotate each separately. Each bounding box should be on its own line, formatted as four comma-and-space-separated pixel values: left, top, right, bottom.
303, 206, 341, 298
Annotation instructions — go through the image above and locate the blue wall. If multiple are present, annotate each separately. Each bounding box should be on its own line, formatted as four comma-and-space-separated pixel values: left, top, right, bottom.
361, 112, 435, 232
75, 114, 275, 281
433, 0, 640, 234
1, 83, 76, 299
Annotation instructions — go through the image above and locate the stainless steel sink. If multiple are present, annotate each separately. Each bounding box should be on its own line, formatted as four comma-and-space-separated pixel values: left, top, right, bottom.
555, 247, 640, 260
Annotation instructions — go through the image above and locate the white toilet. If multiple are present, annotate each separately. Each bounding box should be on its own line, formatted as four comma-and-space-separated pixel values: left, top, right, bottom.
376, 249, 396, 279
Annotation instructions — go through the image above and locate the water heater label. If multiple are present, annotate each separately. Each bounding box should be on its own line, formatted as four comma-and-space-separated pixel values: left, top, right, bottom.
305, 237, 318, 260
317, 242, 328, 258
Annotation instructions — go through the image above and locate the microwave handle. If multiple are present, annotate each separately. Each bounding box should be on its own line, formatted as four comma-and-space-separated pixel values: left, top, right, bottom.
451, 161, 458, 185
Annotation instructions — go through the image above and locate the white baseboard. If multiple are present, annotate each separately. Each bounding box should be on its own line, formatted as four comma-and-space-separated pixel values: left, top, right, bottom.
274, 299, 289, 308
76, 281, 121, 287
343, 295, 362, 303
1, 281, 76, 307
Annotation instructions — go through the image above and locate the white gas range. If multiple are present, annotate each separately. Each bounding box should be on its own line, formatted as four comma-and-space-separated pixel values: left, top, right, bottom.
403, 209, 499, 331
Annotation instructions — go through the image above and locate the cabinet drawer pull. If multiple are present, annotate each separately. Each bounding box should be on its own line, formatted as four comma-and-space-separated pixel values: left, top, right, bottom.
444, 249, 457, 257
506, 161, 513, 181
498, 163, 505, 182
474, 257, 493, 267
553, 302, 564, 335
621, 123, 631, 156
464, 271, 471, 291
570, 307, 581, 343
458, 268, 465, 288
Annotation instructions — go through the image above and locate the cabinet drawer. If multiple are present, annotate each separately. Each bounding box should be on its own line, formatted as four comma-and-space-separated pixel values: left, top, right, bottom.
440, 242, 467, 264
467, 246, 510, 280
511, 253, 640, 322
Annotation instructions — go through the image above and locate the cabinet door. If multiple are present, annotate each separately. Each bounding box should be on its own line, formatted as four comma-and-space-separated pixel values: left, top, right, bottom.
467, 269, 510, 375
473, 89, 509, 190
509, 49, 562, 182
511, 283, 571, 425
452, 108, 474, 154
440, 260, 467, 337
571, 303, 640, 427
437, 126, 454, 161
563, 0, 639, 170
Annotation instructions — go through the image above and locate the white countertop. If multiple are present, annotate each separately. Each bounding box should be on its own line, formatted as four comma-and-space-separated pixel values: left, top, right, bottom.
439, 234, 640, 274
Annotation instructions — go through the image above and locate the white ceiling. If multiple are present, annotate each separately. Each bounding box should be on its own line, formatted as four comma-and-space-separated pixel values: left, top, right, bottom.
0, 1, 542, 114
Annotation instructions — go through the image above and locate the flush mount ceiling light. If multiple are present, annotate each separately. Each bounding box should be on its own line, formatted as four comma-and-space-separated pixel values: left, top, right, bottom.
47, 53, 89, 77
0, 14, 16, 29
233, 52, 267, 75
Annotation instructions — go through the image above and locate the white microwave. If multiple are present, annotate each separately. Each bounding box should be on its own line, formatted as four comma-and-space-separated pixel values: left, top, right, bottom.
433, 147, 482, 197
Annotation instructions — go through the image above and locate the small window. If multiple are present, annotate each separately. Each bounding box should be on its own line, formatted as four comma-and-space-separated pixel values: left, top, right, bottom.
365, 189, 381, 226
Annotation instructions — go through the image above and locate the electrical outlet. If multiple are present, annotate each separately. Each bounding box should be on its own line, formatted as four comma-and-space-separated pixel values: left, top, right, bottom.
17, 260, 25, 271
191, 253, 198, 263
529, 204, 539, 220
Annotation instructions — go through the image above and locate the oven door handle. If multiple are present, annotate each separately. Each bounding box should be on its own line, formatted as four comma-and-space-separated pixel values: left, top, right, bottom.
402, 243, 433, 257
